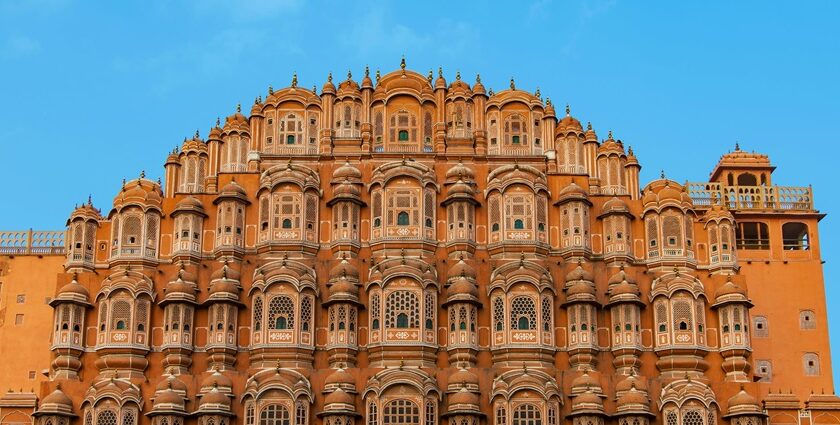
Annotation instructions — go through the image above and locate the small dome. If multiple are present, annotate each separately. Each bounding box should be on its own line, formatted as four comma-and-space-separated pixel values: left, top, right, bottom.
729, 389, 760, 409
42, 387, 73, 408
329, 258, 360, 282
325, 368, 356, 387
601, 197, 630, 215
333, 161, 362, 180
154, 387, 185, 408
567, 280, 596, 298
714, 278, 747, 299
322, 74, 336, 94
565, 263, 594, 283
165, 278, 195, 298
615, 373, 648, 393
610, 280, 641, 299
449, 276, 478, 298
210, 262, 241, 282
570, 370, 600, 394
324, 388, 355, 406
447, 257, 476, 282
607, 267, 634, 286
113, 178, 163, 211
156, 372, 188, 393
172, 196, 206, 215
557, 108, 583, 134
449, 367, 479, 387
217, 180, 248, 200
558, 182, 589, 204
448, 387, 480, 407
446, 179, 475, 198
572, 390, 604, 412
332, 181, 361, 198
200, 369, 233, 391
329, 280, 360, 299
616, 387, 649, 408
200, 388, 230, 407
57, 278, 89, 299
445, 161, 475, 181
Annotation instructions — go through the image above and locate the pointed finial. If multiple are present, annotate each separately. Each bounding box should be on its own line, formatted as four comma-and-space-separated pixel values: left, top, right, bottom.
375, 69, 381, 82
140, 170, 145, 179
607, 130, 613, 139
427, 69, 433, 82
587, 121, 592, 131
510, 77, 515, 90
216, 117, 221, 127
347, 69, 352, 80
535, 86, 540, 97
546, 97, 551, 106
660, 169, 666, 179
236, 103, 241, 113
291, 72, 298, 88
156, 177, 161, 185
312, 84, 317, 93
566, 104, 571, 116
628, 146, 634, 156
476, 73, 481, 83
365, 65, 370, 77
488, 88, 494, 96
195, 129, 200, 139
735, 142, 740, 151
438, 66, 443, 78
268, 84, 274, 95
87, 195, 92, 205
400, 55, 406, 70
456, 71, 461, 81
327, 72, 333, 83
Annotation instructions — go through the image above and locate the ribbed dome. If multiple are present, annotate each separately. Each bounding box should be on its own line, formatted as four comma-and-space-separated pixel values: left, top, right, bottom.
472, 75, 486, 95
42, 387, 73, 407
615, 373, 648, 393
449, 367, 479, 387
571, 390, 604, 411
616, 387, 649, 408
449, 276, 479, 298
447, 257, 476, 282
329, 280, 359, 299
57, 278, 89, 298
602, 197, 630, 215
567, 280, 596, 298
154, 387, 185, 408
325, 368, 356, 387
210, 262, 241, 281
448, 387, 480, 406
156, 372, 188, 393
217, 180, 248, 200
445, 161, 475, 180
329, 258, 360, 282
571, 370, 600, 394
559, 181, 587, 197
333, 161, 362, 180
446, 179, 475, 198
325, 388, 355, 406
332, 181, 361, 197
200, 370, 233, 391
200, 387, 230, 407
113, 178, 162, 210
607, 267, 635, 286
557, 109, 583, 133
729, 389, 760, 409
715, 279, 747, 299
566, 263, 594, 283
172, 196, 206, 215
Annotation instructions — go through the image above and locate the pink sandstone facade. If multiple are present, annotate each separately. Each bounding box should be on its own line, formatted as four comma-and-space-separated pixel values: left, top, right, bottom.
0, 62, 836, 425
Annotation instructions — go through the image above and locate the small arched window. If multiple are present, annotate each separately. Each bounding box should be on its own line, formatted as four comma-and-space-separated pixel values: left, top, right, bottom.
512, 403, 541, 425
800, 310, 816, 329
397, 313, 409, 328
514, 219, 524, 229
804, 353, 821, 376
398, 130, 409, 141
282, 218, 292, 229
397, 212, 410, 225
116, 320, 126, 330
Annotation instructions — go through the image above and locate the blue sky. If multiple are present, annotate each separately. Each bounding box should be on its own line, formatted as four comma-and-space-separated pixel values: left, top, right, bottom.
1, 0, 838, 383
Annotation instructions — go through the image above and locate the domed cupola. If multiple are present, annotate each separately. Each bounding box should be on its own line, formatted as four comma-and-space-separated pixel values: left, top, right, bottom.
337, 70, 361, 97
319, 368, 360, 425
65, 197, 103, 270
614, 382, 655, 425
442, 161, 478, 249
723, 386, 767, 425
149, 372, 189, 424
328, 161, 364, 250
444, 255, 480, 366
361, 66, 374, 89
568, 387, 607, 425
557, 104, 584, 135
711, 275, 754, 381
159, 264, 200, 373
204, 261, 243, 371
194, 385, 233, 425
325, 255, 363, 367
33, 385, 77, 422
563, 262, 601, 369
472, 73, 486, 95
442, 365, 483, 424
162, 264, 198, 305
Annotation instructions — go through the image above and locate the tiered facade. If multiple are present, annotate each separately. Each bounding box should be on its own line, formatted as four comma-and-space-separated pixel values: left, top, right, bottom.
31, 63, 837, 425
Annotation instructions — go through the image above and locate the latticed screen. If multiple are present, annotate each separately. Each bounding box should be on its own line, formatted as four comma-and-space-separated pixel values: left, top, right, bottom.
300, 296, 312, 331
383, 400, 420, 425
541, 296, 552, 332
672, 299, 693, 330
386, 290, 419, 328
493, 297, 505, 331
111, 299, 131, 330
424, 291, 435, 329
268, 296, 295, 330
510, 296, 536, 330
682, 410, 704, 425
96, 410, 117, 425
646, 218, 658, 247
663, 215, 683, 246
489, 195, 501, 233
253, 296, 263, 331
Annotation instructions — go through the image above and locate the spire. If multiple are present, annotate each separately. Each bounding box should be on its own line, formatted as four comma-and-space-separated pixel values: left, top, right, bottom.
87, 195, 92, 205
347, 69, 352, 80
587, 121, 592, 131
427, 69, 433, 82
546, 97, 551, 106
456, 70, 461, 81
566, 104, 571, 116
735, 141, 741, 151
476, 73, 481, 83
661, 169, 666, 179
268, 84, 273, 95
365, 65, 370, 77
510, 77, 515, 90
216, 117, 221, 127
438, 66, 443, 78
535, 86, 540, 97
607, 130, 613, 139
291, 72, 298, 88
400, 55, 406, 71
195, 129, 200, 139
236, 103, 241, 113
375, 69, 380, 83
139, 170, 145, 179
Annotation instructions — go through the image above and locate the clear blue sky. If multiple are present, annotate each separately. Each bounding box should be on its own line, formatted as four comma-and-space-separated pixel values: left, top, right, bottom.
1, 1, 838, 384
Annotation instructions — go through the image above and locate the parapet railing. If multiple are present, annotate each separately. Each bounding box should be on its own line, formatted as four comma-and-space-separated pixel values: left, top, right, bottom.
0, 230, 65, 255
686, 183, 814, 211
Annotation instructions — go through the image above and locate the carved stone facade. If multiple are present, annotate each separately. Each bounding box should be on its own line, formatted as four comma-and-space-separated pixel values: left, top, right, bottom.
7, 63, 837, 425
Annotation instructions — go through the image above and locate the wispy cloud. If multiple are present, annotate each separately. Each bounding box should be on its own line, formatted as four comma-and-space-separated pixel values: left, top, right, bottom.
2, 35, 41, 58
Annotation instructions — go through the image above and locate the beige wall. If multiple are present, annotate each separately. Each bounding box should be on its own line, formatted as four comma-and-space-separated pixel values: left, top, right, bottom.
0, 255, 63, 392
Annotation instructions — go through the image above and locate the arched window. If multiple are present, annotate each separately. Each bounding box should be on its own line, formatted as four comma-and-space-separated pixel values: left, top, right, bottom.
782, 222, 809, 250
386, 291, 419, 329
398, 212, 410, 225
493, 297, 505, 332
803, 353, 820, 376
512, 403, 541, 425
368, 401, 378, 425
383, 400, 420, 425
397, 313, 409, 328
282, 219, 292, 229
514, 219, 524, 229
259, 404, 291, 425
